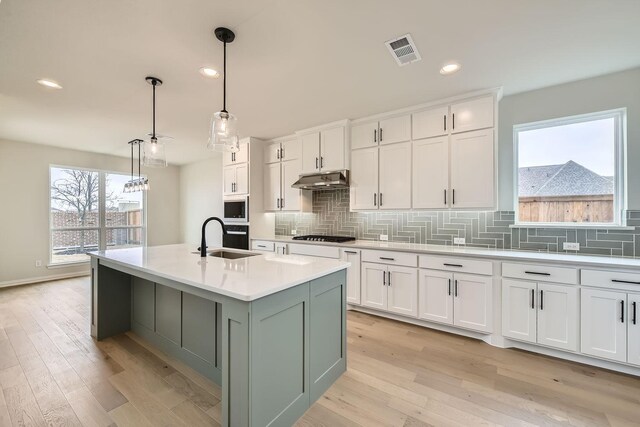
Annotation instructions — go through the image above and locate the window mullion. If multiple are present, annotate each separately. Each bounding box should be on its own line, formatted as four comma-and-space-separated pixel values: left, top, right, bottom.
99, 171, 107, 250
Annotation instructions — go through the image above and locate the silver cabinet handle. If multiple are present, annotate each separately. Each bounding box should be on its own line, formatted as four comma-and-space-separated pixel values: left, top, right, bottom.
379, 128, 383, 142
444, 263, 462, 268
276, 198, 280, 209
379, 193, 383, 206
316, 157, 319, 169
280, 147, 284, 159
525, 271, 551, 276
276, 148, 280, 160
373, 193, 377, 206
382, 270, 386, 286
374, 129, 377, 143
387, 271, 391, 286
452, 189, 455, 205
612, 279, 640, 285
448, 279, 451, 296
452, 112, 455, 129
540, 290, 544, 310
281, 198, 284, 208
621, 300, 625, 323
257, 245, 267, 248
444, 189, 447, 205
344, 250, 358, 254
380, 257, 395, 261
444, 115, 447, 131
320, 157, 324, 169
227, 231, 247, 235
454, 280, 458, 297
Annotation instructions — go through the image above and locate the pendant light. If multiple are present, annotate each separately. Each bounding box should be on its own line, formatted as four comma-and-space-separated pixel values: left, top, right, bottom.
143, 77, 168, 167
123, 139, 149, 193
207, 27, 239, 153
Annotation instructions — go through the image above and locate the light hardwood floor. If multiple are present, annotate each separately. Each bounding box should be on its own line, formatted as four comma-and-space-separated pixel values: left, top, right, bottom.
1, 277, 640, 426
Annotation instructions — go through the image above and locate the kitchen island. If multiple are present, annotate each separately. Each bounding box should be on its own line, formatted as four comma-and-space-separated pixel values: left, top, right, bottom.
89, 244, 349, 427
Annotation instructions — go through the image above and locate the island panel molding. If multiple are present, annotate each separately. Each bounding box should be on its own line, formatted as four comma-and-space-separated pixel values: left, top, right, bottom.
275, 189, 640, 258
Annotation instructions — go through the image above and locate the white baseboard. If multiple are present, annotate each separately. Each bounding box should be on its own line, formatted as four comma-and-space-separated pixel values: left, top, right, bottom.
0, 272, 90, 289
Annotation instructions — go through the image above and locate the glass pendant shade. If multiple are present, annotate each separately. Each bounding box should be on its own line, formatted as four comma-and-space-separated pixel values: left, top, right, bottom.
142, 137, 167, 168
207, 111, 239, 152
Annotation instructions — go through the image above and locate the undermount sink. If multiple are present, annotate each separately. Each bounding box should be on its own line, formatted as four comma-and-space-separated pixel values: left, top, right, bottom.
208, 250, 260, 259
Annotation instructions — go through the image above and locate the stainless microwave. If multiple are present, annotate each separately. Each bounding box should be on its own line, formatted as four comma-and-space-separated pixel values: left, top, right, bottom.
223, 196, 248, 222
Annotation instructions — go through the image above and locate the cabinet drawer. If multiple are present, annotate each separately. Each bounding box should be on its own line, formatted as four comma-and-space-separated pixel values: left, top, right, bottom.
362, 250, 417, 267
420, 255, 493, 276
251, 240, 275, 252
581, 269, 640, 290
288, 244, 340, 259
502, 262, 577, 284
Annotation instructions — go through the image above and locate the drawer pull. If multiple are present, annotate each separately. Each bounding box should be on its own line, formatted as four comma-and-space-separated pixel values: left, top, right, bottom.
444, 263, 463, 268
344, 250, 358, 254
611, 279, 640, 285
257, 245, 267, 248
525, 271, 551, 276
380, 257, 395, 261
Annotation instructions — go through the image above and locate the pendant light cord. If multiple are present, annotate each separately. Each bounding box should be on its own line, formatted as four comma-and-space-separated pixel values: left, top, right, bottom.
222, 41, 227, 112
138, 142, 142, 180
152, 81, 156, 138
130, 142, 134, 182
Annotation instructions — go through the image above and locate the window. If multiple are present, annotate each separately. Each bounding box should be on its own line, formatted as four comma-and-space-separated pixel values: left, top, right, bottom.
50, 166, 145, 265
514, 109, 625, 226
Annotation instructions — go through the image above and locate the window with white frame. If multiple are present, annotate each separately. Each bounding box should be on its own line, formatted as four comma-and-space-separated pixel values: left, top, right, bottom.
514, 109, 625, 226
49, 166, 145, 265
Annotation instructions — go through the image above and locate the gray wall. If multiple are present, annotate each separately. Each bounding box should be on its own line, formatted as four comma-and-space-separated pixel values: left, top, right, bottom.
0, 139, 181, 285
498, 67, 640, 210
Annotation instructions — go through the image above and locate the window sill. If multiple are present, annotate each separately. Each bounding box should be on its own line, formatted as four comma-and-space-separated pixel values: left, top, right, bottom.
510, 224, 635, 230
47, 260, 90, 269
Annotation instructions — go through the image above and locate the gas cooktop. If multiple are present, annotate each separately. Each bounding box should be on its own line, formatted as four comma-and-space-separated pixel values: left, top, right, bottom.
292, 235, 356, 243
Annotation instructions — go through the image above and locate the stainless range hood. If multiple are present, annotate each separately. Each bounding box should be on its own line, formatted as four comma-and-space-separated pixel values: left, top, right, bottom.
291, 170, 349, 191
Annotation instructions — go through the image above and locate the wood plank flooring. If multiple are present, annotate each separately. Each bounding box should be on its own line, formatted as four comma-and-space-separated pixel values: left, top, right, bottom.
1, 277, 639, 426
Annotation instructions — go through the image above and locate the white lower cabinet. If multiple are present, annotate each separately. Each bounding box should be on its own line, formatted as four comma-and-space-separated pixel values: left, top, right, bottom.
361, 262, 417, 317
342, 249, 361, 305
628, 293, 640, 366
274, 243, 288, 255
502, 279, 578, 352
418, 270, 492, 333
581, 288, 628, 363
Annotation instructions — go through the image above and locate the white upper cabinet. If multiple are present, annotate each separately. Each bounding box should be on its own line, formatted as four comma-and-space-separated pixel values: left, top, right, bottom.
223, 140, 249, 166
223, 164, 248, 196
320, 127, 345, 171
450, 129, 494, 209
581, 288, 627, 363
281, 159, 303, 211
379, 142, 411, 209
280, 138, 300, 161
412, 106, 449, 140
413, 137, 449, 209
301, 132, 320, 174
379, 115, 411, 145
350, 147, 379, 210
265, 142, 281, 164
450, 95, 494, 134
263, 163, 280, 211
299, 122, 348, 174
351, 121, 379, 150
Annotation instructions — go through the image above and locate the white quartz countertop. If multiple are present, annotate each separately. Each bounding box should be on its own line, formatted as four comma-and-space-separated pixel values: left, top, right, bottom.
90, 244, 349, 301
254, 236, 640, 270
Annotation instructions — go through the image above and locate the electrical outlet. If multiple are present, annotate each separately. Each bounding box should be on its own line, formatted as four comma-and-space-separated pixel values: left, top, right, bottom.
291, 229, 297, 235
380, 234, 389, 241
563, 242, 580, 251
35, 260, 42, 267
453, 237, 466, 245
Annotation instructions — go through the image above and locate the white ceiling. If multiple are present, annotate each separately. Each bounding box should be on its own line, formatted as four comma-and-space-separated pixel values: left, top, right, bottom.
1, 0, 639, 165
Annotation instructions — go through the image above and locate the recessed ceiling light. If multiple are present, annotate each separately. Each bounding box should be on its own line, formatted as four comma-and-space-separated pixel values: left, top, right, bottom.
199, 67, 220, 78
36, 79, 63, 89
440, 63, 461, 75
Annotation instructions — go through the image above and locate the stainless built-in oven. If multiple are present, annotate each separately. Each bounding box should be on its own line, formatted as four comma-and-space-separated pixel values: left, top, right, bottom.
223, 196, 248, 223
223, 224, 249, 250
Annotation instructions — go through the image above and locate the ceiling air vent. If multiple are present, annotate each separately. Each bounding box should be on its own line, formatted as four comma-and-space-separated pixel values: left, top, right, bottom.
385, 34, 421, 66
